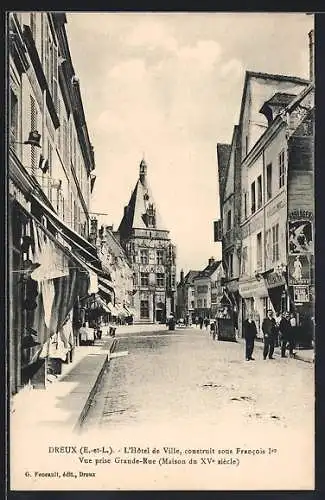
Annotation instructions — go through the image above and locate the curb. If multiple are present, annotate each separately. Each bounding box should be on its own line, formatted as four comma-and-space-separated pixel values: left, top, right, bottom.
74, 338, 118, 432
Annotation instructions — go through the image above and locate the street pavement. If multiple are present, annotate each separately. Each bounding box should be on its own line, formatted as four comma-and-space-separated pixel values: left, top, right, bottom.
11, 324, 314, 491
84, 325, 314, 434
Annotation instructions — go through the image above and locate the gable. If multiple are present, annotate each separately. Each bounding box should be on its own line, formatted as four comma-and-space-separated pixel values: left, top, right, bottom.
240, 72, 309, 160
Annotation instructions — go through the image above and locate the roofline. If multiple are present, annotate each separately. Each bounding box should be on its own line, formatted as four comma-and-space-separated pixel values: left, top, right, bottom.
238, 70, 310, 132
242, 83, 314, 168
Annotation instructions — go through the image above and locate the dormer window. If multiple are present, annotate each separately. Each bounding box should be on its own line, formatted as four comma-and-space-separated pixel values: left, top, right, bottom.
259, 93, 297, 126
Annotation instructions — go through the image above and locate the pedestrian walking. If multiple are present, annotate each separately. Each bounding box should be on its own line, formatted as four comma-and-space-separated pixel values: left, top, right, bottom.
262, 309, 277, 360
274, 310, 281, 347
243, 313, 257, 361
279, 312, 293, 357
210, 320, 216, 340
199, 316, 204, 330
289, 313, 297, 355
204, 317, 210, 330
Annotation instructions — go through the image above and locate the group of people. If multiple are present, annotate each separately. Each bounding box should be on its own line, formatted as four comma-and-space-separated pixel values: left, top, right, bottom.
243, 309, 297, 361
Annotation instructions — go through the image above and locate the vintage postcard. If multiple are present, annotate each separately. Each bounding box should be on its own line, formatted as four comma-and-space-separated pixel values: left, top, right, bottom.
7, 11, 315, 491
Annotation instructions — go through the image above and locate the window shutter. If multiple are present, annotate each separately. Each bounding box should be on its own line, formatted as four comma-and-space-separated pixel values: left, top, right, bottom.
30, 95, 38, 174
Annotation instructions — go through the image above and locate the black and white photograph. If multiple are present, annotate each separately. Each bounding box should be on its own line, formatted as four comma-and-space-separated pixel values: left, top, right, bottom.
7, 11, 315, 491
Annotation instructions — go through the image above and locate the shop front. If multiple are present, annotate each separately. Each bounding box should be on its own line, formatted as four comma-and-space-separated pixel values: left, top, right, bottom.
238, 277, 269, 337
215, 279, 239, 341
262, 268, 288, 314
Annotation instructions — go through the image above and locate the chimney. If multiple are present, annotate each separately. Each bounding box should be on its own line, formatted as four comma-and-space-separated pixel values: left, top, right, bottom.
208, 257, 215, 266
309, 29, 314, 82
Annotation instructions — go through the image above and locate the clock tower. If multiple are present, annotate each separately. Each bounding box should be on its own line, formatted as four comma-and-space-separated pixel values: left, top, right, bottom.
118, 159, 177, 323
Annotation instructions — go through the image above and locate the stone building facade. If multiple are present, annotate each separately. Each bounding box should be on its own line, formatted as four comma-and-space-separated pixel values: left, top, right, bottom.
117, 160, 177, 323
8, 12, 103, 394
176, 270, 200, 321
216, 55, 314, 342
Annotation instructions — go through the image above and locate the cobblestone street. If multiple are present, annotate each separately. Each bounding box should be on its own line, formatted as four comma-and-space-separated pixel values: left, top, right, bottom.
84, 326, 313, 434
84, 329, 312, 438
79, 326, 314, 489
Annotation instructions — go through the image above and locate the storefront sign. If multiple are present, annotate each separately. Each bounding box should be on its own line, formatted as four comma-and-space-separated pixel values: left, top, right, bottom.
293, 285, 310, 303
266, 191, 286, 218
288, 219, 313, 254
288, 255, 310, 285
264, 271, 286, 289
238, 278, 268, 298
288, 209, 313, 221
241, 213, 263, 239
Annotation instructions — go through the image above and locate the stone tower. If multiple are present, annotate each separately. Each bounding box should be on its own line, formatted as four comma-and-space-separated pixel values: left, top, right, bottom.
118, 159, 177, 323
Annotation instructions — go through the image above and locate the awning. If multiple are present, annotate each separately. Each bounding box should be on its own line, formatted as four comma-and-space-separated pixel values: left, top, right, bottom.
107, 302, 119, 316
30, 192, 104, 274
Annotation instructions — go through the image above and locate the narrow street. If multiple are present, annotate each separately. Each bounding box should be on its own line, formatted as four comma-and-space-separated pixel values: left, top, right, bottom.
83, 326, 313, 435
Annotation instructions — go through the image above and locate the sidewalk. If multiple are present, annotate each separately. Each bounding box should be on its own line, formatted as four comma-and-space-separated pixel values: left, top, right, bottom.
11, 334, 117, 433
238, 337, 314, 364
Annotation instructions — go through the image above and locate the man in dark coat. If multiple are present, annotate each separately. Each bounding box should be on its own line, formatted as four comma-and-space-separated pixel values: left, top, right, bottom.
243, 313, 257, 361
262, 309, 277, 360
279, 312, 292, 358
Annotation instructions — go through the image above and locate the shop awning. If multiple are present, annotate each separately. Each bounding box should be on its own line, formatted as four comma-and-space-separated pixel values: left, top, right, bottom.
107, 302, 119, 316
30, 192, 104, 274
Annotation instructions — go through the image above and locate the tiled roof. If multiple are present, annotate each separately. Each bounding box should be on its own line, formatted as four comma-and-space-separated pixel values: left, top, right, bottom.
184, 270, 200, 285
194, 260, 222, 279
118, 160, 166, 238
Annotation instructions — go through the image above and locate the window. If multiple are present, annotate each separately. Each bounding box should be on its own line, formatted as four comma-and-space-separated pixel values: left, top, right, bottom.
191, 301, 195, 309
42, 139, 52, 198
140, 300, 149, 319
157, 249, 164, 265
197, 299, 202, 308
30, 12, 37, 40
156, 273, 165, 287
257, 175, 262, 209
133, 273, 137, 286
266, 163, 272, 200
171, 275, 176, 288
147, 203, 156, 227
228, 253, 234, 278
244, 192, 248, 219
30, 96, 38, 174
227, 210, 232, 231
241, 246, 248, 275
44, 21, 58, 110
63, 118, 68, 166
272, 224, 279, 262
279, 149, 286, 188
140, 249, 149, 264
256, 232, 262, 270
140, 272, 149, 286
203, 299, 207, 308
251, 181, 256, 214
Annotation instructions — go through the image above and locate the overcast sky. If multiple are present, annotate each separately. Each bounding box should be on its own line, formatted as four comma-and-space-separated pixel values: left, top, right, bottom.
65, 12, 313, 275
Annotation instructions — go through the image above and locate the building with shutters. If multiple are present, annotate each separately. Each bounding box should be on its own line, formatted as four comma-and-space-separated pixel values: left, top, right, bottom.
117, 159, 177, 324
176, 269, 200, 322
215, 30, 314, 341
8, 12, 109, 395
193, 258, 223, 320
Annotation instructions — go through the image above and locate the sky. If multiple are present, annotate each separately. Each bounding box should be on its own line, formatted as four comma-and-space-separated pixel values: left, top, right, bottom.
65, 12, 313, 275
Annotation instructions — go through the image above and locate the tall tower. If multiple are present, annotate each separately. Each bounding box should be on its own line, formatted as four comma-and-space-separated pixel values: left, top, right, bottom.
118, 159, 177, 323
